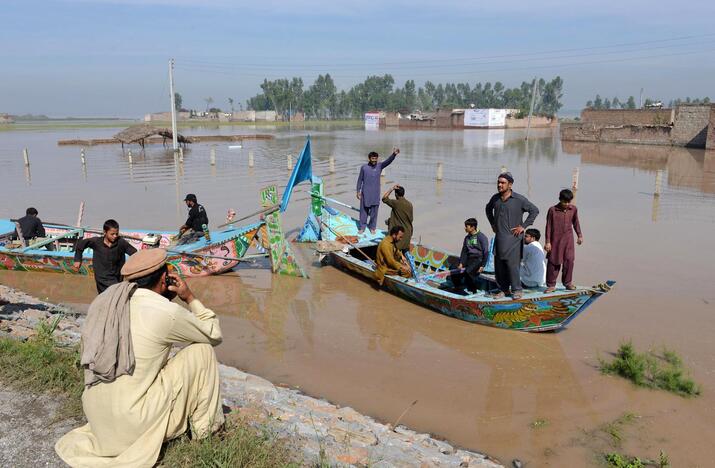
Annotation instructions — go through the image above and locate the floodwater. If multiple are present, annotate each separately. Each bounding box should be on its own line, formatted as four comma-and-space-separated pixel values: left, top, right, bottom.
1, 123, 714, 466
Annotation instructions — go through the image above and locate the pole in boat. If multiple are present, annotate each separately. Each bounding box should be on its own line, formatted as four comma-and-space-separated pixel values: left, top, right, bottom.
525, 77, 539, 141
169, 58, 179, 153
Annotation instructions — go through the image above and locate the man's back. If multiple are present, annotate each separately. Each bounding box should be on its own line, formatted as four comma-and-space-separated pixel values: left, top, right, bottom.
383, 197, 413, 249
16, 215, 45, 240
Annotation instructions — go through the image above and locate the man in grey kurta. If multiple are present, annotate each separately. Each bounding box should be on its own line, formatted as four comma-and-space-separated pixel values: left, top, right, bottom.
356, 148, 400, 234
485, 173, 539, 299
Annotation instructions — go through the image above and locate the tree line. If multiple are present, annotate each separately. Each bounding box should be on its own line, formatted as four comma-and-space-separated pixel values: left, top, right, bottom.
585, 94, 712, 110
244, 74, 564, 120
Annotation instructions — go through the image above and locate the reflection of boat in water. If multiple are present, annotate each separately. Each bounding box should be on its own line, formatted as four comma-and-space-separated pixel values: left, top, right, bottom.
314, 206, 614, 332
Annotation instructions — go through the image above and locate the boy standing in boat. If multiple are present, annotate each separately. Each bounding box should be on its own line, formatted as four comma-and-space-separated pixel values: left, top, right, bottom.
356, 148, 400, 235
544, 189, 583, 293
454, 218, 489, 294
74, 219, 137, 293
485, 172, 539, 300
381, 184, 413, 253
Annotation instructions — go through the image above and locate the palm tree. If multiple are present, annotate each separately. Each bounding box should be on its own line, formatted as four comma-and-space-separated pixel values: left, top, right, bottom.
204, 97, 214, 113
228, 98, 235, 113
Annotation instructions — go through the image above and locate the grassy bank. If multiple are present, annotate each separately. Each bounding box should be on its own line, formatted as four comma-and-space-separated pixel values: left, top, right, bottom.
0, 320, 298, 466
599, 342, 700, 397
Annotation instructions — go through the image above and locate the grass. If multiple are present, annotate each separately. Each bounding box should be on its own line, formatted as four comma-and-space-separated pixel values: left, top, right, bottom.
599, 342, 700, 397
0, 318, 302, 465
0, 316, 84, 419
160, 415, 298, 468
604, 450, 670, 468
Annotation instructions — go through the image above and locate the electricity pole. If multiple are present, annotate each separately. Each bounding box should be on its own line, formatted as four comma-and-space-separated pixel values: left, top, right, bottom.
169, 59, 179, 153
639, 87, 644, 109
525, 78, 539, 141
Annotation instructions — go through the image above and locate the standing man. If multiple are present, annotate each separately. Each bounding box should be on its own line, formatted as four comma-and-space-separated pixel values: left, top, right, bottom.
178, 193, 209, 240
454, 218, 490, 294
74, 219, 137, 293
544, 189, 583, 292
381, 184, 413, 252
356, 148, 400, 235
485, 172, 539, 299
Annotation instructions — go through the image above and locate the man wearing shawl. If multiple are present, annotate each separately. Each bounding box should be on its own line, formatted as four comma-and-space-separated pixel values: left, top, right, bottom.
485, 172, 539, 299
55, 249, 223, 467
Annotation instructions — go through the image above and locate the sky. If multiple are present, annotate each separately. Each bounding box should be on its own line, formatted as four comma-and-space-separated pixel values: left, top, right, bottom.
2, 0, 714, 117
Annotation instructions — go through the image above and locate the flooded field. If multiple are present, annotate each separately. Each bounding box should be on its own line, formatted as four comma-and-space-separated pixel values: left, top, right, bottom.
1, 123, 714, 465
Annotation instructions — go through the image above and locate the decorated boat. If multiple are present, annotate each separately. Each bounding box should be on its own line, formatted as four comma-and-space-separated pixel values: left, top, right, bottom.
0, 185, 307, 279
275, 137, 613, 331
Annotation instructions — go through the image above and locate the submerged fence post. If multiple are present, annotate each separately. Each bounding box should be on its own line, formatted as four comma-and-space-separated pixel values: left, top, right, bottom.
500, 165, 507, 174
654, 170, 663, 196
128, 149, 133, 165
22, 148, 30, 166
436, 162, 443, 181
572, 167, 580, 191
329, 156, 335, 174
80, 148, 86, 166
210, 147, 216, 166
178, 147, 184, 163
287, 154, 293, 170
248, 150, 254, 168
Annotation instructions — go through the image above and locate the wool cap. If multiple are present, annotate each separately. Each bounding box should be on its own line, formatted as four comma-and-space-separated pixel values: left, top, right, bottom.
121, 248, 168, 280
497, 172, 514, 183
184, 193, 197, 202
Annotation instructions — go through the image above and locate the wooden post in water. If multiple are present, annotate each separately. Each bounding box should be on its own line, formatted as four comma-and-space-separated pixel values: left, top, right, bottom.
329, 156, 335, 174
76, 201, 85, 227
572, 167, 580, 191
210, 147, 216, 166
436, 162, 444, 181
500, 165, 507, 174
178, 147, 184, 163
80, 148, 87, 166
654, 170, 663, 196
128, 149, 133, 165
22, 148, 30, 167
287, 154, 293, 170
248, 150, 254, 168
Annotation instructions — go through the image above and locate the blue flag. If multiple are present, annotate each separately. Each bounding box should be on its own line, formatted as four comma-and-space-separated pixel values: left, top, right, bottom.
280, 136, 313, 212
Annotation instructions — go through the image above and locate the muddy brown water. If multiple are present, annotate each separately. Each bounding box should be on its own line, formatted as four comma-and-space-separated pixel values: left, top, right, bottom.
1, 124, 714, 465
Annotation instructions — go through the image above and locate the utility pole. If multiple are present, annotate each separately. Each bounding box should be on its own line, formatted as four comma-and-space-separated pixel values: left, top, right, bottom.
169, 59, 179, 153
639, 87, 644, 109
525, 78, 539, 141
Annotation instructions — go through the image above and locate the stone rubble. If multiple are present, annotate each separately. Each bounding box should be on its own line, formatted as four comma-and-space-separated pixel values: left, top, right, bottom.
0, 284, 503, 467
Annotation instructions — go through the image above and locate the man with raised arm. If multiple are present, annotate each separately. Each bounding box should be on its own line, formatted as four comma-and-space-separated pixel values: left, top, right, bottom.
356, 148, 399, 235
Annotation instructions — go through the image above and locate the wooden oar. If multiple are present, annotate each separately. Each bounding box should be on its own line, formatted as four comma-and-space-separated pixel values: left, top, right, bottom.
216, 204, 279, 228
318, 220, 375, 266
311, 193, 360, 213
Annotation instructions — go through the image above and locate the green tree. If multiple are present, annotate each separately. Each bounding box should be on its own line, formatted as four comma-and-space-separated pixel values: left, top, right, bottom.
228, 98, 234, 113
612, 96, 621, 109
626, 96, 636, 109
593, 95, 603, 109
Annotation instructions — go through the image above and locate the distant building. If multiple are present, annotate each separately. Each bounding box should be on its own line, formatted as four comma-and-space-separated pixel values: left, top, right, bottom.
0, 113, 14, 124
144, 111, 191, 122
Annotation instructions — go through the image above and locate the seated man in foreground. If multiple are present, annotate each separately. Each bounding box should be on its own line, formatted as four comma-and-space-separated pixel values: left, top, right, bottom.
56, 249, 224, 467
374, 226, 412, 285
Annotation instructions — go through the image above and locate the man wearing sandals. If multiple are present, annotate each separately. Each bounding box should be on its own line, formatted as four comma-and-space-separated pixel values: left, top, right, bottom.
544, 189, 583, 293
485, 173, 539, 300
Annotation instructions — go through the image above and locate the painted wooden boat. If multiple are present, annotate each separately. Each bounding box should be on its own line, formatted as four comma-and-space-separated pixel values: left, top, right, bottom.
0, 218, 266, 278
314, 206, 614, 332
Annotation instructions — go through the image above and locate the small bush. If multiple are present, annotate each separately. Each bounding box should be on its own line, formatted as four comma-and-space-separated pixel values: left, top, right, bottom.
600, 342, 700, 397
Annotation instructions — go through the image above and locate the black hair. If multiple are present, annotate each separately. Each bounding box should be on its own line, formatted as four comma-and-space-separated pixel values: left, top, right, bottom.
389, 225, 404, 236
103, 219, 119, 232
464, 218, 478, 228
368, 151, 379, 158
26, 207, 38, 216
525, 228, 541, 241
395, 186, 405, 197
131, 264, 168, 289
559, 189, 574, 202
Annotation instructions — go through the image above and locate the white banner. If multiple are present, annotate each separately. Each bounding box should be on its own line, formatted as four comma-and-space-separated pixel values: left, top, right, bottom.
464, 109, 489, 127
488, 109, 507, 127
364, 112, 380, 130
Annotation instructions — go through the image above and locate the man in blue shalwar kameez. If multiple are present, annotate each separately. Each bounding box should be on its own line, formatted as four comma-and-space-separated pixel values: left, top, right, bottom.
356, 148, 400, 234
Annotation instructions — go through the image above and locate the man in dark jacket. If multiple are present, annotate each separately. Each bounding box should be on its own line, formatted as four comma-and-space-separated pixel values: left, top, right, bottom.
485, 172, 539, 299
178, 193, 209, 240
453, 218, 489, 293
74, 219, 137, 293
14, 207, 46, 243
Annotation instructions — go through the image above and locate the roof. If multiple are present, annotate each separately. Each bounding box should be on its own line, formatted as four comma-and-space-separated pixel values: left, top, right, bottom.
114, 124, 190, 144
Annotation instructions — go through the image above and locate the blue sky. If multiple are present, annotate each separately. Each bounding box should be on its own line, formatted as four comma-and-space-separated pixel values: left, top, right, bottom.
2, 0, 714, 117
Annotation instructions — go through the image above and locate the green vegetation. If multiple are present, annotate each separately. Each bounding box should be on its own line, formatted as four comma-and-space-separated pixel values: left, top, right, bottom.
529, 418, 549, 429
586, 95, 637, 110
604, 450, 670, 468
0, 316, 83, 419
599, 342, 700, 397
247, 74, 564, 120
600, 413, 638, 447
160, 416, 297, 468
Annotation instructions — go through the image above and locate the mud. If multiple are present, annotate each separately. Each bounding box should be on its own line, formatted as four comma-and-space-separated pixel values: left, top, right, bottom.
1, 124, 714, 465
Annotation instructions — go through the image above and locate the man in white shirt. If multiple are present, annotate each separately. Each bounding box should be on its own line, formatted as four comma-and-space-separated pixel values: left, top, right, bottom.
521, 228, 546, 288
